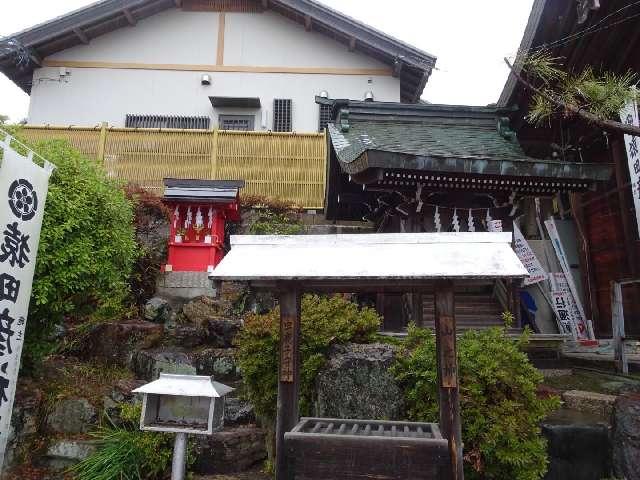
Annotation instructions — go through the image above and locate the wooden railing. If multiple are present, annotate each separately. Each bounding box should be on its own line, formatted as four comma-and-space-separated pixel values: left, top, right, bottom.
21, 124, 327, 208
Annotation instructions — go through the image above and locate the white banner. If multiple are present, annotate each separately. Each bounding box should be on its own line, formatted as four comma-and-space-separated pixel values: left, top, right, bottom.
544, 218, 593, 339
550, 273, 588, 340
619, 94, 640, 237
0, 136, 53, 469
513, 224, 547, 286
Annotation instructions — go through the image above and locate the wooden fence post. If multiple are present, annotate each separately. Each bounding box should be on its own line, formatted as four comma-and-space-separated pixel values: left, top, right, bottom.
210, 129, 219, 179
434, 279, 464, 480
97, 121, 107, 165
276, 285, 301, 480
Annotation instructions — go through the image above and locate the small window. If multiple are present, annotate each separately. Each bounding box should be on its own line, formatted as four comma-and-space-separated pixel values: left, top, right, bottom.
273, 99, 292, 132
219, 115, 254, 131
318, 104, 332, 132
125, 114, 210, 129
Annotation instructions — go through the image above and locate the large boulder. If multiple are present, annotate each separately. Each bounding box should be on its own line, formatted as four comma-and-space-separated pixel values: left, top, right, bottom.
194, 348, 241, 382
182, 296, 241, 347
315, 343, 404, 420
131, 348, 196, 381
193, 426, 266, 474
46, 398, 97, 434
74, 320, 163, 366
183, 296, 224, 326
44, 440, 97, 471
144, 297, 172, 323
613, 393, 640, 480
5, 381, 42, 469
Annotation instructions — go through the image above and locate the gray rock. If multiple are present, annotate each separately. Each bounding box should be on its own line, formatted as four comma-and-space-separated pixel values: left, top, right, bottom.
45, 440, 97, 470
206, 317, 242, 348
224, 397, 255, 425
315, 343, 404, 421
613, 394, 640, 480
172, 324, 208, 348
144, 296, 172, 323
46, 398, 97, 434
131, 349, 196, 381
195, 348, 241, 382
193, 426, 266, 474
183, 296, 223, 327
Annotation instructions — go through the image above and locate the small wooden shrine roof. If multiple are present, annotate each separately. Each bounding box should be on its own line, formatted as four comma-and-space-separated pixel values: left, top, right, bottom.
132, 373, 234, 398
163, 178, 244, 203
209, 232, 527, 288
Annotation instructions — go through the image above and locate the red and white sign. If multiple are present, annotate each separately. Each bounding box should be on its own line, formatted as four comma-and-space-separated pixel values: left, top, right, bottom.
550, 273, 588, 340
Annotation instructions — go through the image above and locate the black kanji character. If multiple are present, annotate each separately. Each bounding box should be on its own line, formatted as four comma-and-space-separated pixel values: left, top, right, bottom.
626, 113, 634, 126
629, 136, 639, 159
0, 273, 20, 303
0, 222, 30, 268
0, 309, 15, 357
0, 363, 9, 406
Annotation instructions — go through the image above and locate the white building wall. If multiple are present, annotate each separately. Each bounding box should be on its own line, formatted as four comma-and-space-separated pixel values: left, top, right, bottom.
29, 8, 400, 130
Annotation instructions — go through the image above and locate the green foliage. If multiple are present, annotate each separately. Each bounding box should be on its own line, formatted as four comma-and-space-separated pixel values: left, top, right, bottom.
72, 403, 174, 480
521, 52, 639, 125
248, 210, 303, 235
4, 135, 137, 370
393, 324, 560, 480
235, 294, 381, 420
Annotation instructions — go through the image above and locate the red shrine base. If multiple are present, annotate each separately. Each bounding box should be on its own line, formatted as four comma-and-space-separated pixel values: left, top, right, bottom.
164, 241, 223, 272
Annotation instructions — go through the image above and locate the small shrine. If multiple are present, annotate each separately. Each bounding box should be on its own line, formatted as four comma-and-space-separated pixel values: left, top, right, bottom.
163, 178, 244, 273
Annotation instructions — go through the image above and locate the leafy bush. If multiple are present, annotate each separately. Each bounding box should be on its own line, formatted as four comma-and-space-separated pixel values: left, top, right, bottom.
235, 294, 381, 420
72, 403, 176, 480
4, 136, 137, 369
239, 194, 304, 235
393, 325, 559, 480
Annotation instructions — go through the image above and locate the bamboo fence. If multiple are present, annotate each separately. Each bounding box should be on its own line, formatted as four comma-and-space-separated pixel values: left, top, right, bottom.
21, 124, 327, 208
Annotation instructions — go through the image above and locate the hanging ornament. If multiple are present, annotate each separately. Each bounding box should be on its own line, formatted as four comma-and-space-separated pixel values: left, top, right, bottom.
467, 209, 475, 232
207, 207, 214, 229
184, 206, 193, 230
485, 208, 492, 224
195, 207, 204, 230
452, 208, 460, 232
434, 206, 441, 232
173, 205, 180, 229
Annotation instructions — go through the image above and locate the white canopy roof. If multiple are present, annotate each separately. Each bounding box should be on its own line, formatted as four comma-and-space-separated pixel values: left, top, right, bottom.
133, 374, 234, 398
209, 232, 527, 282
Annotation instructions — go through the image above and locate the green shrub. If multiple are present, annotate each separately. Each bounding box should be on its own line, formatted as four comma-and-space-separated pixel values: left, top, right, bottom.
393, 325, 560, 480
235, 294, 381, 420
5, 136, 137, 369
72, 403, 175, 480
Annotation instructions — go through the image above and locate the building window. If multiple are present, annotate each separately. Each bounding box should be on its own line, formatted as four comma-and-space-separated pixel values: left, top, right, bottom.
219, 115, 255, 131
125, 114, 210, 129
318, 104, 332, 132
273, 99, 292, 132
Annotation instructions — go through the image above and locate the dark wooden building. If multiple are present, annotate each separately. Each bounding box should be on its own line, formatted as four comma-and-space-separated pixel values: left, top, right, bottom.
319, 97, 611, 332
499, 0, 640, 337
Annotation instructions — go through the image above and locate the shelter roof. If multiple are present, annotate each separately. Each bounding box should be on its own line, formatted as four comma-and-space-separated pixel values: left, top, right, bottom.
163, 178, 244, 203
0, 0, 436, 102
133, 373, 234, 397
322, 99, 611, 183
209, 232, 528, 285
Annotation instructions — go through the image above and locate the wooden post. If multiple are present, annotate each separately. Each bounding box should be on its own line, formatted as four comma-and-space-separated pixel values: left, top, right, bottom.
276, 286, 301, 480
210, 129, 219, 180
611, 281, 629, 374
97, 121, 107, 165
434, 279, 464, 480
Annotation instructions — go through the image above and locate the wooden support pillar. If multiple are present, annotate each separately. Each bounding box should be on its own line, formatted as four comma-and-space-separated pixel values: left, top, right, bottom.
434, 279, 464, 480
276, 286, 301, 480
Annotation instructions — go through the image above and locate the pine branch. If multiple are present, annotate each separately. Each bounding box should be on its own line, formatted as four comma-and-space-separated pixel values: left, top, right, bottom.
504, 57, 640, 137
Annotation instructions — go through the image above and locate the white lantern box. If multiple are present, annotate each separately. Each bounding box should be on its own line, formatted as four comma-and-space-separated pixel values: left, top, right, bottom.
133, 373, 233, 435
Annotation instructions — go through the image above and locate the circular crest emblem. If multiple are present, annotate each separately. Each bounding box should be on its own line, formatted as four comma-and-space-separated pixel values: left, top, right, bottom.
8, 178, 38, 221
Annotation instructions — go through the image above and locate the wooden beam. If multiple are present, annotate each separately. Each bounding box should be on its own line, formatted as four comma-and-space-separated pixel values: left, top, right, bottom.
276, 286, 301, 480
174, 0, 183, 7
216, 13, 226, 65
28, 49, 42, 67
304, 15, 312, 31
43, 59, 393, 76
393, 58, 403, 78
348, 37, 356, 52
72, 27, 89, 45
262, 0, 269, 8
123, 8, 137, 26
434, 279, 464, 480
